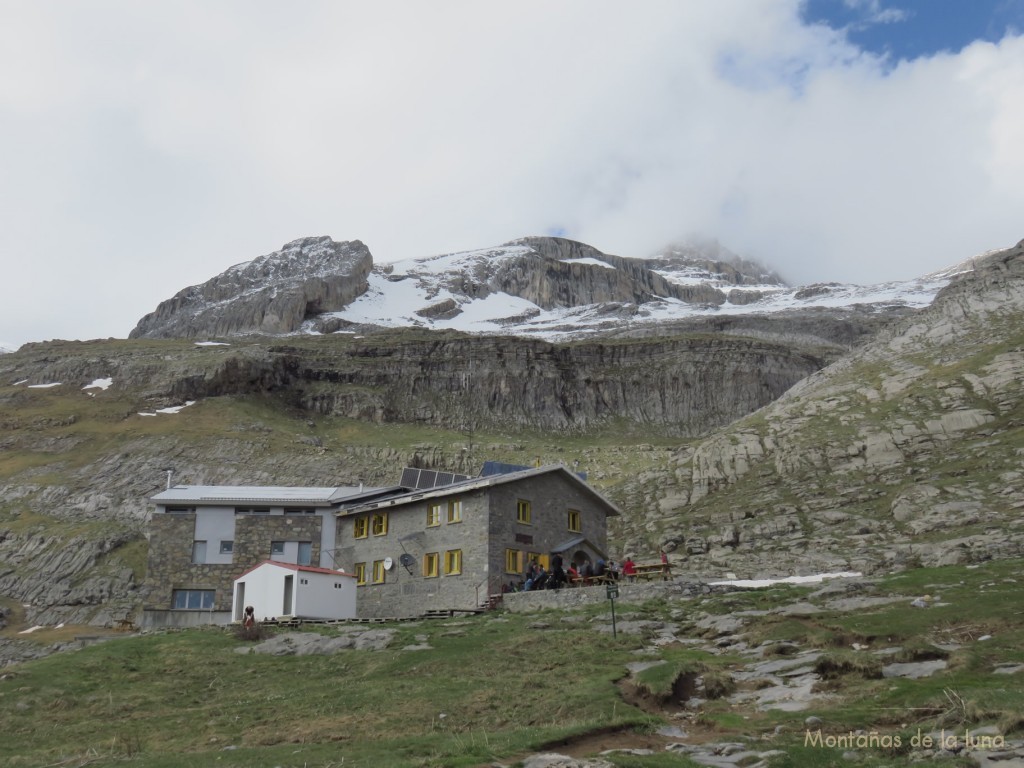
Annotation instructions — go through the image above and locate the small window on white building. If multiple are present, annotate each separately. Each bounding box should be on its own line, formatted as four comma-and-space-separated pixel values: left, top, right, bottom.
271, 541, 285, 555
219, 540, 233, 555
191, 541, 207, 564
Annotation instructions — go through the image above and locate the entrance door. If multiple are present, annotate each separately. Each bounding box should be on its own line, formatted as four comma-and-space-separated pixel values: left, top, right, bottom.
283, 575, 293, 616
234, 582, 246, 621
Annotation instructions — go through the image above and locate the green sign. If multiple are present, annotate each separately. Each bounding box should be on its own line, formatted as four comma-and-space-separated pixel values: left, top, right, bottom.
606, 584, 619, 599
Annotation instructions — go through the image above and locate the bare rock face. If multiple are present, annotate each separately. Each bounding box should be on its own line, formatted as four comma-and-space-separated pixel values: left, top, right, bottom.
492, 237, 730, 308
129, 237, 373, 339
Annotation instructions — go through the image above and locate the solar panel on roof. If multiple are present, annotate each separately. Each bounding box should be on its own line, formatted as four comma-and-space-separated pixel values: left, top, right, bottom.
398, 467, 473, 490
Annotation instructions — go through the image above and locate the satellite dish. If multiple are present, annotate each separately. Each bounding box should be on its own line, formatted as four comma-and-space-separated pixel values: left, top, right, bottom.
383, 556, 394, 570
399, 553, 415, 568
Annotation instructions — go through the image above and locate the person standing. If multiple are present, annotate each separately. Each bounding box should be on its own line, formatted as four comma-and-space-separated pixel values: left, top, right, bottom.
622, 556, 636, 582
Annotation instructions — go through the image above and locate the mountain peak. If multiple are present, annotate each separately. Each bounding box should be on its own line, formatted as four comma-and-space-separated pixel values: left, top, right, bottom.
129, 237, 373, 339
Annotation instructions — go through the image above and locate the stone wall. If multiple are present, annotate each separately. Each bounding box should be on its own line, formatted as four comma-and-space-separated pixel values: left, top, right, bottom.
334, 489, 492, 619
501, 578, 736, 613
144, 513, 323, 618
486, 472, 612, 591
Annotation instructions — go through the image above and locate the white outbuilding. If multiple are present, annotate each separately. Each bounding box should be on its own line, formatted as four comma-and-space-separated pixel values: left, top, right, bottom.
232, 560, 357, 622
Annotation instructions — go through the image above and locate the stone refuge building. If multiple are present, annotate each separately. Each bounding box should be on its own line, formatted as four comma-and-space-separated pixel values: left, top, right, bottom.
143, 483, 398, 627
142, 463, 620, 625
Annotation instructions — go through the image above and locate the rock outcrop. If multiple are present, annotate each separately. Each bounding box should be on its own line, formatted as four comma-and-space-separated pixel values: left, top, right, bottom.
632, 239, 1024, 577
130, 237, 373, 339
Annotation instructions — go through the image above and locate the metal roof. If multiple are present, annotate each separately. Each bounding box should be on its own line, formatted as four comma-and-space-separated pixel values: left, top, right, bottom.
151, 485, 385, 505
337, 464, 621, 517
234, 559, 355, 580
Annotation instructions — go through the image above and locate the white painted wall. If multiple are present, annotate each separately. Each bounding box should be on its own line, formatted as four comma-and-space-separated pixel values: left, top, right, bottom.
294, 570, 356, 620
233, 564, 356, 621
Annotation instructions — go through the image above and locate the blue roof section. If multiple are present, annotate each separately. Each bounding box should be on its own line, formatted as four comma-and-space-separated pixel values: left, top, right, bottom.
481, 460, 586, 481
480, 461, 533, 476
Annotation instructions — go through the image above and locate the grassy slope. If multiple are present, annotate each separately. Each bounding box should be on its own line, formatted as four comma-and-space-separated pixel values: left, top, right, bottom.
2, 558, 1022, 768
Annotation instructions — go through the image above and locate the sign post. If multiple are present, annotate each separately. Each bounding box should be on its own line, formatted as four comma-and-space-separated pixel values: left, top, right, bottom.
606, 582, 619, 638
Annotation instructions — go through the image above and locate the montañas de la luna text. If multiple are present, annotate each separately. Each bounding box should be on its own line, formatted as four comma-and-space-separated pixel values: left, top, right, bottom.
805, 728, 1005, 750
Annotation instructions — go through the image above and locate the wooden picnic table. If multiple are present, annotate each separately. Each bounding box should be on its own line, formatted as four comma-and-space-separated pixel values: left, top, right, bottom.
568, 573, 617, 587
630, 562, 673, 581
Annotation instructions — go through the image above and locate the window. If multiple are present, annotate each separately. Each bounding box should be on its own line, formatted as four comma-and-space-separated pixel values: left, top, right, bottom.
166, 506, 194, 514
516, 499, 532, 524
172, 589, 214, 610
529, 552, 549, 571
444, 549, 462, 575
191, 541, 207, 564
427, 503, 442, 527
423, 552, 439, 578
285, 508, 315, 515
447, 499, 462, 524
372, 560, 386, 584
219, 540, 234, 555
354, 562, 367, 585
371, 512, 388, 536
271, 541, 285, 555
567, 509, 581, 533
234, 507, 270, 515
505, 549, 522, 574
297, 542, 312, 566
353, 516, 368, 538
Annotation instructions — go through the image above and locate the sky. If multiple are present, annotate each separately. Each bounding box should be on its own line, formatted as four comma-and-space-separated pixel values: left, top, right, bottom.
1, 1, 1022, 350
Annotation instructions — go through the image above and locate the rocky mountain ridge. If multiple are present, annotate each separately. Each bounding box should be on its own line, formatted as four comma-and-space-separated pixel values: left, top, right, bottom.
128, 235, 954, 345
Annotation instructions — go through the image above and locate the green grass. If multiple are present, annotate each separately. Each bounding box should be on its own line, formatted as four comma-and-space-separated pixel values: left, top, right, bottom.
0, 616, 656, 768
2, 560, 1021, 766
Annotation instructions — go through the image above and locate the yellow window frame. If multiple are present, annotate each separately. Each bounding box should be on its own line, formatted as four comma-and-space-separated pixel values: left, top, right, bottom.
444, 549, 462, 575
447, 499, 462, 524
372, 560, 386, 583
568, 509, 581, 533
505, 549, 522, 574
516, 499, 531, 524
423, 552, 439, 578
371, 512, 388, 536
353, 516, 368, 539
354, 562, 366, 585
427, 503, 442, 527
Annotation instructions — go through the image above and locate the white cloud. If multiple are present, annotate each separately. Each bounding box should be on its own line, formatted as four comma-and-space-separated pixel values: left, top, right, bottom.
0, 0, 1021, 346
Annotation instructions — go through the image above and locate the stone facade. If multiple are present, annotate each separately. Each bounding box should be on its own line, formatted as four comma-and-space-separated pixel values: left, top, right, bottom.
143, 511, 324, 627
143, 466, 618, 622
334, 469, 615, 618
